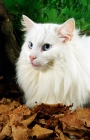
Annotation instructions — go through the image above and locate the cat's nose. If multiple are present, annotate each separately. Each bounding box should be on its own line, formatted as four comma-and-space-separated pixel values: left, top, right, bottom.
29, 55, 37, 62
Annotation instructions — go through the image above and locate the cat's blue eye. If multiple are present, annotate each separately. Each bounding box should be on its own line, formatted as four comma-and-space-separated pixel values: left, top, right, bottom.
42, 44, 51, 51
28, 41, 33, 49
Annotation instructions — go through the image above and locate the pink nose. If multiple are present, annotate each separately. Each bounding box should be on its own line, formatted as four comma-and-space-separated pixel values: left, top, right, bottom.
29, 55, 37, 62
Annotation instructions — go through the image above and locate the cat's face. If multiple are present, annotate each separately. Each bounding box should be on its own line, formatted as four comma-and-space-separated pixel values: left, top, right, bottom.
22, 15, 75, 70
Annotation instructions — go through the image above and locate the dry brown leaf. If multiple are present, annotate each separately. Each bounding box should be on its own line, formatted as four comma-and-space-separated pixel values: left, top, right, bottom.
0, 123, 11, 140
9, 113, 23, 126
60, 108, 90, 130
55, 125, 70, 140
45, 116, 59, 129
0, 113, 9, 134
38, 119, 46, 125
32, 103, 71, 116
20, 113, 37, 126
76, 108, 90, 128
9, 105, 32, 126
12, 125, 29, 140
12, 105, 31, 116
0, 99, 20, 114
30, 124, 53, 139
58, 108, 90, 138
0, 98, 90, 140
85, 120, 90, 128
63, 128, 85, 138
0, 113, 9, 125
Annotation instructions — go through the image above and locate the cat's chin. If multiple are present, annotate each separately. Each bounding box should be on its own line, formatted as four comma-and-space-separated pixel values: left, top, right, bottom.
31, 63, 49, 71
31, 63, 43, 70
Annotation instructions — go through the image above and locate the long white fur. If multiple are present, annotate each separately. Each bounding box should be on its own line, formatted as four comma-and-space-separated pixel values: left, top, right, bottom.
16, 15, 90, 109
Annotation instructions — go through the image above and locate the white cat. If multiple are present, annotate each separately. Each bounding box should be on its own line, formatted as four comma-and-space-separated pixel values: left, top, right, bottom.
16, 15, 90, 109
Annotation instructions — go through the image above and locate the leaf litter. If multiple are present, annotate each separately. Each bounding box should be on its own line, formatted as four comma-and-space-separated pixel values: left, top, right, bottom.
0, 98, 90, 140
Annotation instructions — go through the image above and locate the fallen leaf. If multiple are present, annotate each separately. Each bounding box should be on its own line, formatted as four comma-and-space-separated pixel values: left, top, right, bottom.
20, 113, 37, 126
12, 125, 29, 140
59, 108, 90, 138
55, 125, 70, 140
12, 105, 31, 116
30, 124, 53, 139
0, 98, 90, 140
0, 99, 20, 114
0, 123, 12, 140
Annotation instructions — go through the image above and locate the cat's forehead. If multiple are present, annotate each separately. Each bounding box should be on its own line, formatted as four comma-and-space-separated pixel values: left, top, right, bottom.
26, 23, 60, 44
36, 23, 59, 34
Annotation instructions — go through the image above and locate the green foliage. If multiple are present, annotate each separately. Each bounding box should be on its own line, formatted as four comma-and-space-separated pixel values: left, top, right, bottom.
32, 0, 90, 30
4, 0, 90, 31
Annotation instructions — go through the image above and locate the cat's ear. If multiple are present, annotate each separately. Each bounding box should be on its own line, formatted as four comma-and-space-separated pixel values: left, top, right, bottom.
58, 18, 75, 42
21, 15, 35, 31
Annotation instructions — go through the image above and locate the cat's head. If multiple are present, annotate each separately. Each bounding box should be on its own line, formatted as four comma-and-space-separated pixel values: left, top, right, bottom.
21, 15, 75, 70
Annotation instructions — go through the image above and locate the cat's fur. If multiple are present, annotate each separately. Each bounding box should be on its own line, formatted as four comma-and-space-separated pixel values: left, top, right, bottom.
16, 15, 90, 109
